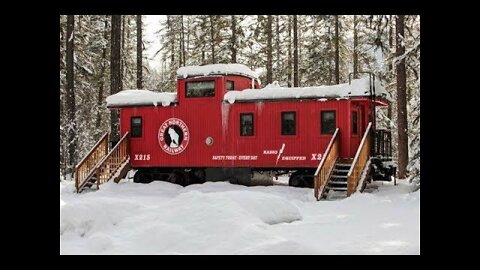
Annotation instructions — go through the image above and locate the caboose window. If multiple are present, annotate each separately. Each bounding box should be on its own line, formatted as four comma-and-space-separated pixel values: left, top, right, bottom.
281, 112, 296, 135
240, 113, 254, 136
226, 80, 234, 90
131, 117, 142, 138
321, 111, 336, 134
186, 81, 215, 97
352, 111, 358, 135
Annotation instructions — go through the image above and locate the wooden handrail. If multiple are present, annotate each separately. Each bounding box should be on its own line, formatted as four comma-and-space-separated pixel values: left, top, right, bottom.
95, 132, 130, 187
75, 132, 109, 192
347, 122, 372, 196
314, 128, 340, 201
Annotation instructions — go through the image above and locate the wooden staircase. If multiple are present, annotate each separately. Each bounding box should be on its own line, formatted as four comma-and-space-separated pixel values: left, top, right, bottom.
314, 122, 373, 200
325, 160, 351, 194
74, 132, 131, 193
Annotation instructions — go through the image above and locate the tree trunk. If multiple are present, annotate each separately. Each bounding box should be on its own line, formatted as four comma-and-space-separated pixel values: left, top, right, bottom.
60, 17, 64, 70
161, 57, 166, 82
137, 15, 143, 89
388, 15, 393, 73
167, 16, 175, 82
178, 16, 183, 66
388, 15, 393, 119
327, 22, 332, 85
180, 15, 186, 66
209, 15, 216, 64
287, 16, 292, 87
275, 16, 280, 82
167, 16, 175, 65
266, 15, 273, 84
396, 15, 408, 179
334, 15, 340, 84
60, 16, 65, 178
293, 15, 299, 87
66, 15, 77, 176
96, 18, 109, 133
120, 15, 125, 90
230, 15, 237, 63
353, 15, 358, 79
110, 15, 122, 145
298, 17, 302, 84
186, 16, 191, 65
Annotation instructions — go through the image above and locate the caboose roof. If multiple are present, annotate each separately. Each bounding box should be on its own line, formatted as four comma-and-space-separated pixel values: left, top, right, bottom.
223, 77, 391, 104
106, 90, 177, 108
177, 63, 259, 79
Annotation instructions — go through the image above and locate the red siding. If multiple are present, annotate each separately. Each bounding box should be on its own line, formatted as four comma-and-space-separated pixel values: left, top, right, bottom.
119, 75, 372, 170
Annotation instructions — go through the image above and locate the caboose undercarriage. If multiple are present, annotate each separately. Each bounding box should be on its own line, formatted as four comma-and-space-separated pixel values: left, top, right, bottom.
133, 166, 315, 187
132, 153, 395, 189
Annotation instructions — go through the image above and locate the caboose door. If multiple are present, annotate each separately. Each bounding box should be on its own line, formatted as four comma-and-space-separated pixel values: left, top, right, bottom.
350, 107, 362, 157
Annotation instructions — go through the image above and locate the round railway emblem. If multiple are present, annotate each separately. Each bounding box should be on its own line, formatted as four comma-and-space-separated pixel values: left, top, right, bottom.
158, 118, 189, 155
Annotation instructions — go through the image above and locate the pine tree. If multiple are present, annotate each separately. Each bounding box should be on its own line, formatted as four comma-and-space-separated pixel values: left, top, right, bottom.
301, 16, 333, 86
191, 15, 209, 65
230, 15, 237, 63
185, 16, 192, 65
243, 15, 268, 82
404, 15, 420, 188
95, 17, 110, 136
110, 15, 122, 144
266, 15, 273, 84
293, 15, 299, 87
180, 15, 186, 66
137, 15, 143, 89
209, 15, 216, 64
287, 16, 292, 87
396, 15, 408, 179
334, 15, 340, 84
353, 15, 358, 79
60, 15, 67, 178
120, 16, 126, 90
121, 15, 139, 90
66, 15, 77, 177
326, 16, 333, 84
274, 16, 281, 82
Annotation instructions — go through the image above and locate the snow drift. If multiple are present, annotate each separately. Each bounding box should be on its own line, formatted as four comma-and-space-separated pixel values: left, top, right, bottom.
60, 179, 419, 255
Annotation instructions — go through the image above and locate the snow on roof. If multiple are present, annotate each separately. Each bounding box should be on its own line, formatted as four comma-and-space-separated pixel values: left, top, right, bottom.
106, 90, 177, 108
223, 77, 391, 104
177, 63, 259, 79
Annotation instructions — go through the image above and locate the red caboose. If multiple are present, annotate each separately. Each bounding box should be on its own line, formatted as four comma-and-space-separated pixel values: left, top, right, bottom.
75, 64, 395, 199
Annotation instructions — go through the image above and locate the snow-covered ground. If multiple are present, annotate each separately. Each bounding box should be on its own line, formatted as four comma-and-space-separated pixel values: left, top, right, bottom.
60, 178, 419, 255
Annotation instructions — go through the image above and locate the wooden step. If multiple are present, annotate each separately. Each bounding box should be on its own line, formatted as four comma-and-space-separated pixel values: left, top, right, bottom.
332, 169, 349, 176
330, 187, 348, 191
337, 158, 353, 164
329, 180, 347, 185
330, 174, 347, 179
335, 163, 351, 167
